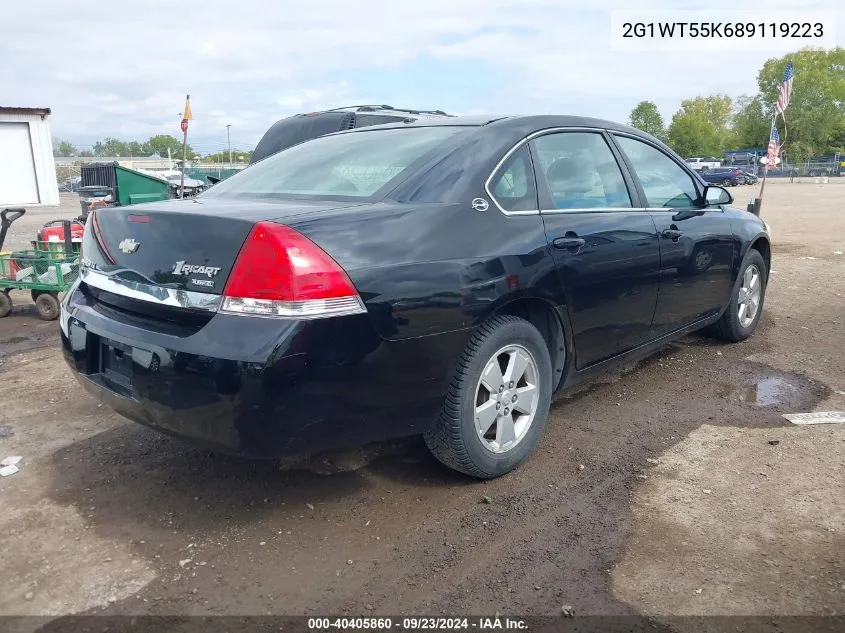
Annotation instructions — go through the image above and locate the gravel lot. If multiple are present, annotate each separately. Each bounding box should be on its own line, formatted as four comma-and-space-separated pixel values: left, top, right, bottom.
0, 184, 843, 626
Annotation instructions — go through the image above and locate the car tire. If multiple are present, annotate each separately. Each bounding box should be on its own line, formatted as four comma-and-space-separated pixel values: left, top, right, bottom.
0, 291, 11, 318
424, 314, 553, 479
35, 293, 60, 321
722, 178, 732, 186
706, 249, 767, 342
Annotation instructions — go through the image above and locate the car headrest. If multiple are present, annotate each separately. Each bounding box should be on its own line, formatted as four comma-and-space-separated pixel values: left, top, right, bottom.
547, 156, 594, 194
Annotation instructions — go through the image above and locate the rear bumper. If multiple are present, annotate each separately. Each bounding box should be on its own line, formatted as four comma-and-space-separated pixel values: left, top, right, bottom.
61, 284, 469, 458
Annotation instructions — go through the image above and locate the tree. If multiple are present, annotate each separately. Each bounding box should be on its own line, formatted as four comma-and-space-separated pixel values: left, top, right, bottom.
756, 48, 845, 158
628, 101, 666, 140
729, 95, 770, 150
204, 150, 253, 164
93, 137, 130, 157
667, 95, 732, 157
53, 138, 78, 157
145, 134, 192, 160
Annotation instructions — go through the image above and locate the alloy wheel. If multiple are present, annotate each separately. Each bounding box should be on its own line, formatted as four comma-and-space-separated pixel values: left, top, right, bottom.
737, 264, 762, 328
474, 344, 540, 454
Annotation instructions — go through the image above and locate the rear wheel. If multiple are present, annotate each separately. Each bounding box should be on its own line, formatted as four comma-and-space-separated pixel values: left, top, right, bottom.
707, 250, 767, 342
0, 291, 11, 318
424, 314, 553, 479
722, 178, 732, 186
34, 292, 60, 321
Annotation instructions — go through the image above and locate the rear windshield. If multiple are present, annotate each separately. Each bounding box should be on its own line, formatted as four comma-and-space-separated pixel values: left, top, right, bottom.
204, 126, 466, 200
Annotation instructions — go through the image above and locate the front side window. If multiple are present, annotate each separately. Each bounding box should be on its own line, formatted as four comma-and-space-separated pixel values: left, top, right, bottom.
614, 136, 700, 209
204, 126, 466, 199
531, 132, 632, 210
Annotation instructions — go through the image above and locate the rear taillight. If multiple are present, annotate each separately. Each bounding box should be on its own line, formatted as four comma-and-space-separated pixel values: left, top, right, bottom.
221, 221, 365, 319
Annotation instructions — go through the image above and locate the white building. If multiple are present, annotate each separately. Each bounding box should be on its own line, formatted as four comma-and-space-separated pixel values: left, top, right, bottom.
0, 106, 59, 208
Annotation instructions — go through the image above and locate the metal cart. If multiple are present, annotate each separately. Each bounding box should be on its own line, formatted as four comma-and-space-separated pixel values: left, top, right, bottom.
0, 208, 81, 321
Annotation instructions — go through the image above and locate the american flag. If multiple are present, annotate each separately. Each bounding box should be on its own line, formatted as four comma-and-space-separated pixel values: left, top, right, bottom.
774, 61, 794, 115
767, 127, 780, 167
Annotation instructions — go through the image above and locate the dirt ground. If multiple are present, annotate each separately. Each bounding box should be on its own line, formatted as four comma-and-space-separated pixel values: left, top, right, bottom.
0, 185, 843, 626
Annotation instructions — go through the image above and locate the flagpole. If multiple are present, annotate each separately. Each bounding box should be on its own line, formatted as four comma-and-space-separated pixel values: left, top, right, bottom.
180, 128, 187, 199
751, 58, 793, 217
180, 94, 191, 200
756, 114, 777, 206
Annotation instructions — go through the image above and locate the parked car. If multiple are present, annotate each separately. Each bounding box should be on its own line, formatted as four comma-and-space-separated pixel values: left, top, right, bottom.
700, 167, 745, 186
141, 170, 207, 196
163, 173, 206, 196
742, 171, 759, 185
684, 156, 722, 171
251, 104, 453, 164
61, 115, 771, 479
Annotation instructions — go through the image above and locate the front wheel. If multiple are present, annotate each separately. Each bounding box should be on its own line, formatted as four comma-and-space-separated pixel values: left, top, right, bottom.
424, 314, 553, 479
706, 250, 767, 342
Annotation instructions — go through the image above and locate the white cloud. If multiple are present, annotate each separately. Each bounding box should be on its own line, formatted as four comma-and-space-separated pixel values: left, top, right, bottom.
1, 0, 841, 150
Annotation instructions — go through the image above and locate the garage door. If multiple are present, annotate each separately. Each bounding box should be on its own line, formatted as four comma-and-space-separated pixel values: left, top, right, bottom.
0, 122, 40, 205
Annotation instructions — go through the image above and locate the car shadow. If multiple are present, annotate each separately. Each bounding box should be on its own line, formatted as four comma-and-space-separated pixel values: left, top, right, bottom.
45, 421, 470, 539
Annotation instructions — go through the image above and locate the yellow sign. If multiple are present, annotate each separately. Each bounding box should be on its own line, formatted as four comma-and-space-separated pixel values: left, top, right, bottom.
183, 94, 193, 121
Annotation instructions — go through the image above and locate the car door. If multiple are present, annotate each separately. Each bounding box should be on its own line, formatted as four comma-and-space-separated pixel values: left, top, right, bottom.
611, 134, 737, 337
531, 130, 661, 369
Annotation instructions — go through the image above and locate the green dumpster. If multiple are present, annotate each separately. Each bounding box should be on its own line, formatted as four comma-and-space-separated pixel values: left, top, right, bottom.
79, 162, 171, 215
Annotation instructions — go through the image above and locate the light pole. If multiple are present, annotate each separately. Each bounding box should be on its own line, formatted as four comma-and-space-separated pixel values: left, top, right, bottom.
226, 124, 232, 169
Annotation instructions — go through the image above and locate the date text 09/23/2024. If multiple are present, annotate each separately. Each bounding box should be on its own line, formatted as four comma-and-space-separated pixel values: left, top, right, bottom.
308, 617, 528, 630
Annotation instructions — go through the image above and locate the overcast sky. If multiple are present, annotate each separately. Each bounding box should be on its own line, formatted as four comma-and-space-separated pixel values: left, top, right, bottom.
2, 0, 841, 155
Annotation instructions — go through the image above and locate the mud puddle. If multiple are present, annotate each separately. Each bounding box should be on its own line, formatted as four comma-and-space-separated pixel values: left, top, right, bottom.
718, 365, 828, 411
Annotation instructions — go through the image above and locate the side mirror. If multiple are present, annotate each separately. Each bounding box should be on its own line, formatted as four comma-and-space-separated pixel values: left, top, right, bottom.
703, 185, 732, 206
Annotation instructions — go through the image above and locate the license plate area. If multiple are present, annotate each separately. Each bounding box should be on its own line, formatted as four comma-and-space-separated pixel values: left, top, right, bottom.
100, 339, 133, 391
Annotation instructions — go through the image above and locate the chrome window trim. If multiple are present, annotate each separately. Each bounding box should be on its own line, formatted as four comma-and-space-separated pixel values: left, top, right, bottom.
485, 127, 652, 217
538, 207, 647, 214
80, 267, 222, 312
608, 131, 706, 200
537, 206, 705, 214
484, 126, 607, 217
643, 207, 707, 212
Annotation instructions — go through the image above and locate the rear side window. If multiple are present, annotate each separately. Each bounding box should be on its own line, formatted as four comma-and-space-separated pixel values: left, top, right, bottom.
532, 132, 632, 210
614, 136, 699, 209
489, 145, 537, 212
206, 126, 465, 199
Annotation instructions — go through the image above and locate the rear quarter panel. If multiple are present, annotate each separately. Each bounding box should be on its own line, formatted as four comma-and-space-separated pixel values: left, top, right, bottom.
288, 202, 560, 341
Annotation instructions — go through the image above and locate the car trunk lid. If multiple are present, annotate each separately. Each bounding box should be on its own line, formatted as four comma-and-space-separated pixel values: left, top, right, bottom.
82, 198, 362, 296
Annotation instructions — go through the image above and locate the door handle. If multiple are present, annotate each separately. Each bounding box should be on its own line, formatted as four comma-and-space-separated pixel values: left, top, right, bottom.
553, 236, 586, 250
661, 229, 683, 241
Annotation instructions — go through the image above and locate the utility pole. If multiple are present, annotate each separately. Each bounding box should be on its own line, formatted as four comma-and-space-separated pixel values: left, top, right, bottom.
226, 124, 232, 169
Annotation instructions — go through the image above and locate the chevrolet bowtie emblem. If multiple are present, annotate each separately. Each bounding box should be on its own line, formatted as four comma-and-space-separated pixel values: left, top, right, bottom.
119, 238, 139, 254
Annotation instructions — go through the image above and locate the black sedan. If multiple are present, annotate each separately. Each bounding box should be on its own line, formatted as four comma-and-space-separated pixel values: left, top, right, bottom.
60, 115, 771, 479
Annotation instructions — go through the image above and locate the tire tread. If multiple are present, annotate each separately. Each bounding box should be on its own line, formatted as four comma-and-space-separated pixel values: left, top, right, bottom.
707, 250, 767, 342
424, 314, 544, 479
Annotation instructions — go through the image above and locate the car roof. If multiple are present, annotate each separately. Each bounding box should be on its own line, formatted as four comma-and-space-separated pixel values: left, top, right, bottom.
335, 114, 656, 136
251, 106, 456, 164
320, 104, 452, 119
